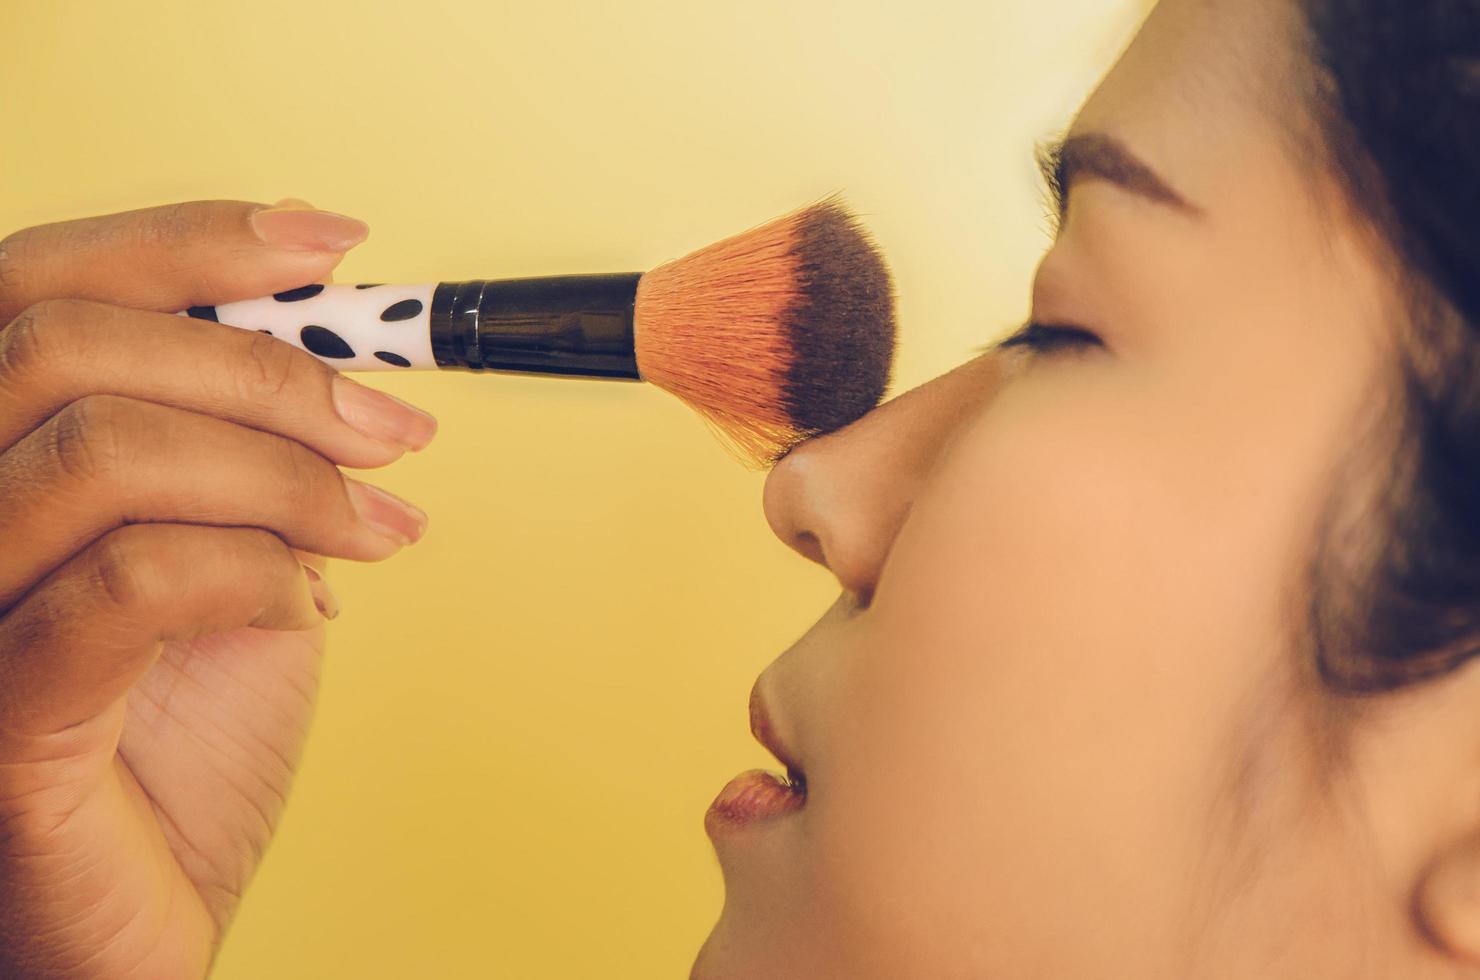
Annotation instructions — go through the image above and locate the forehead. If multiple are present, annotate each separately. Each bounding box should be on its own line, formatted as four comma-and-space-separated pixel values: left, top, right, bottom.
1031, 0, 1395, 365
1067, 0, 1308, 217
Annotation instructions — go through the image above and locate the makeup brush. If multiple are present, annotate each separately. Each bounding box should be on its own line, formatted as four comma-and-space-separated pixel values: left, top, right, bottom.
180, 194, 896, 467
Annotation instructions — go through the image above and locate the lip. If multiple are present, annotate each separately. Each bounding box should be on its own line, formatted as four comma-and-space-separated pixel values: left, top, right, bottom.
704, 768, 805, 836
704, 679, 807, 839
747, 677, 805, 780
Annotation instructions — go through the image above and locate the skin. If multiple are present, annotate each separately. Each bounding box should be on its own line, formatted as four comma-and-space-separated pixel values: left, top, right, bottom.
693, 0, 1480, 977
0, 200, 435, 978
8, 2, 1480, 978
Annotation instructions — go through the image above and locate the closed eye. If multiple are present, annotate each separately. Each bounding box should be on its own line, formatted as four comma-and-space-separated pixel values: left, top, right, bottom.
979, 321, 1104, 357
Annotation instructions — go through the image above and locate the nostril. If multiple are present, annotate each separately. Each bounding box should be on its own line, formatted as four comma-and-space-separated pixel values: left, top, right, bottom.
795, 531, 826, 566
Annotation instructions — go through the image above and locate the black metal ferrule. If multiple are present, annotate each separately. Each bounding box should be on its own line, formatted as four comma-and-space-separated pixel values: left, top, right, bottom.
428, 273, 643, 380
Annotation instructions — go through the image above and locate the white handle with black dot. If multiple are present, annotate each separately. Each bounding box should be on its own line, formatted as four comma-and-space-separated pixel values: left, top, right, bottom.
179, 274, 644, 379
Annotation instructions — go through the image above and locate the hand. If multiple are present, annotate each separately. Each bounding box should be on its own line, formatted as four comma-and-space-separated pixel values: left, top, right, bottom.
0, 201, 437, 979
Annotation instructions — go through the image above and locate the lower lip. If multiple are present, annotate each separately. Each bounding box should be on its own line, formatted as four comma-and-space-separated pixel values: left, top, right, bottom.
704, 769, 805, 837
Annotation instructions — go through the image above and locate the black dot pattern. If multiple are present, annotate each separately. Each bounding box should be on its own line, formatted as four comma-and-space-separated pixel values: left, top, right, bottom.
380, 299, 423, 322
274, 284, 325, 302
300, 324, 355, 359
199, 286, 427, 366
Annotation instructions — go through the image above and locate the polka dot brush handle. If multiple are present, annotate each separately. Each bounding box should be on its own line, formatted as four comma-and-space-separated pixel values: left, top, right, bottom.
180, 283, 436, 371
178, 274, 644, 378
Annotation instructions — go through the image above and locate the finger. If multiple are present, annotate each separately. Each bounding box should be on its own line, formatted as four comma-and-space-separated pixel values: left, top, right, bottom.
0, 199, 368, 323
317, 206, 337, 287
293, 196, 338, 287
0, 394, 427, 612
0, 299, 437, 467
0, 524, 325, 735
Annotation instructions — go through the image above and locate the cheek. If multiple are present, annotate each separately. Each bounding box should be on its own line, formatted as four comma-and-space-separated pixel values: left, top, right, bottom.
801, 383, 1313, 972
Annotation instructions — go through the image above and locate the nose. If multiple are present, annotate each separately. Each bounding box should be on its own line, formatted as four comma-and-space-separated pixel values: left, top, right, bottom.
761, 354, 1004, 603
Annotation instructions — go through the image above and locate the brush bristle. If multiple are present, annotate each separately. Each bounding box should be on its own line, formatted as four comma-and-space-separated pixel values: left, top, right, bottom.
633, 193, 896, 468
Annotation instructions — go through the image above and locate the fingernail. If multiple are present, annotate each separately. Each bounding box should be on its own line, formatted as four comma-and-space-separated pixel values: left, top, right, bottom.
332, 376, 437, 452
345, 478, 428, 547
303, 563, 341, 620
251, 205, 369, 252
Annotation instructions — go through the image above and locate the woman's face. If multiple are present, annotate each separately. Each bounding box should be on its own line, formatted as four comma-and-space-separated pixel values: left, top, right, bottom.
691, 0, 1480, 977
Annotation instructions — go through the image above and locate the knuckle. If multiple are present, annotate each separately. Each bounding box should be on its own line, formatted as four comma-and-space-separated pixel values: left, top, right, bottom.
0, 228, 32, 295
239, 328, 306, 402
139, 201, 198, 250
88, 526, 158, 612
275, 437, 331, 504
0, 299, 85, 386
0, 304, 45, 390
49, 393, 129, 483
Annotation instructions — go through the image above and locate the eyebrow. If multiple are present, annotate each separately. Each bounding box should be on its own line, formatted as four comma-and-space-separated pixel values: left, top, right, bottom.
1037, 132, 1205, 225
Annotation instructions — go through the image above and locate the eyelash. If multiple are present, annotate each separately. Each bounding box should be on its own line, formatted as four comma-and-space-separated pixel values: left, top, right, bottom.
994, 321, 1103, 356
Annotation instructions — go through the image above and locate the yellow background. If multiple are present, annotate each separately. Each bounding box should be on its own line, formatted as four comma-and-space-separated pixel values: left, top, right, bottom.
0, 2, 1147, 976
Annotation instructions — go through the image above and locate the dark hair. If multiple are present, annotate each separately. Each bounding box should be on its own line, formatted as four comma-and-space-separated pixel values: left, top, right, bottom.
1293, 0, 1480, 692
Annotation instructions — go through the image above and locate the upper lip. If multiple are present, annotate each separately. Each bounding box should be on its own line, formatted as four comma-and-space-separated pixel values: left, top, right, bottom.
748, 677, 807, 792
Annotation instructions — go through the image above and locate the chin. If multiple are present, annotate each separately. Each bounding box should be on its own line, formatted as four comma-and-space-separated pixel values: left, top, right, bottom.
689, 930, 718, 980
689, 918, 746, 980
690, 913, 845, 980
687, 915, 767, 980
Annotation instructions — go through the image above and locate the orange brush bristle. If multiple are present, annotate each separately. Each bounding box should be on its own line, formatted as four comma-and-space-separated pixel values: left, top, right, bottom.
633, 194, 896, 468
